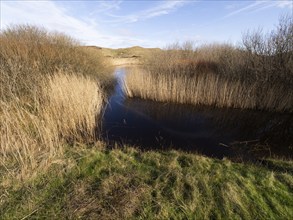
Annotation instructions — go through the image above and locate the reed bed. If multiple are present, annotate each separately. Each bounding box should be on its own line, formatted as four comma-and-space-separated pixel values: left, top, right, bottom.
124, 16, 293, 112
0, 25, 107, 182
0, 73, 103, 180
42, 72, 103, 141
124, 67, 292, 112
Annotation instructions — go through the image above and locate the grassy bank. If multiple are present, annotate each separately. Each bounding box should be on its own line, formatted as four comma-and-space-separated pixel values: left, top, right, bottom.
1, 146, 292, 219
0, 25, 110, 183
124, 16, 293, 112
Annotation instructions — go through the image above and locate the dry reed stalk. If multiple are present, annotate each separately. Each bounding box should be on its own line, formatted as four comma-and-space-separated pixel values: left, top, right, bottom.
0, 25, 110, 184
0, 100, 60, 179
128, 16, 292, 112
42, 71, 104, 141
0, 72, 104, 182
124, 67, 293, 112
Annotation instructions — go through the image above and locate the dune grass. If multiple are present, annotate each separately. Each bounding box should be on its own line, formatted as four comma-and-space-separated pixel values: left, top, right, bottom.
0, 25, 108, 184
124, 16, 293, 112
1, 146, 292, 219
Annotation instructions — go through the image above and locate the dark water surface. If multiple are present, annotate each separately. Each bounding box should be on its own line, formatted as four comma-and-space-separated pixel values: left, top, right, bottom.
100, 68, 293, 159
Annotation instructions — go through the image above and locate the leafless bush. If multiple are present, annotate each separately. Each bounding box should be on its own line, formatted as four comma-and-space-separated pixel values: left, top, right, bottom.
0, 25, 108, 181
124, 15, 293, 112
0, 25, 111, 102
242, 14, 293, 83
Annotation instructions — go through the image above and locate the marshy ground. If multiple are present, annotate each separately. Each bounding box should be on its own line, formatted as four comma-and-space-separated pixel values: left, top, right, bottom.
102, 68, 292, 160
1, 17, 293, 219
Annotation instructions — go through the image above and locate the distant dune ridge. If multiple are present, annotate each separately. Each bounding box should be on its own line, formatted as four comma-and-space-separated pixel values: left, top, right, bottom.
83, 45, 161, 66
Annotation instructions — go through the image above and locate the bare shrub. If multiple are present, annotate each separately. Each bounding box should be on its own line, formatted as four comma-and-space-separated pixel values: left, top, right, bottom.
242, 14, 293, 83
124, 16, 293, 112
0, 25, 108, 182
0, 25, 111, 102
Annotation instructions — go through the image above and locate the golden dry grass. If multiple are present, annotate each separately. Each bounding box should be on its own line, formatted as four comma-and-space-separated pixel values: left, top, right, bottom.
0, 25, 107, 183
42, 72, 103, 141
124, 16, 293, 112
124, 67, 293, 112
0, 71, 103, 182
111, 57, 142, 66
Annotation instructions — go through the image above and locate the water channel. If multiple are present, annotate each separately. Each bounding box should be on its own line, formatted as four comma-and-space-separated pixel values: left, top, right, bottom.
100, 68, 293, 160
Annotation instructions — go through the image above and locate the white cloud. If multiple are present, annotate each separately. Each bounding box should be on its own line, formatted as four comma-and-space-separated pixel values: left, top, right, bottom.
0, 1, 156, 48
89, 0, 122, 16
144, 1, 186, 19
104, 0, 190, 23
275, 1, 293, 9
224, 1, 265, 18
224, 0, 292, 18
2, 1, 100, 39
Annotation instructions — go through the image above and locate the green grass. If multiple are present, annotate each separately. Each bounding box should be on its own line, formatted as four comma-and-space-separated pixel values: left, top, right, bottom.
1, 145, 292, 219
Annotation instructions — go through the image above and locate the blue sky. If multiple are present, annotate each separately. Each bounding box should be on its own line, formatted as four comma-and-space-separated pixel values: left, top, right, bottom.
1, 0, 292, 48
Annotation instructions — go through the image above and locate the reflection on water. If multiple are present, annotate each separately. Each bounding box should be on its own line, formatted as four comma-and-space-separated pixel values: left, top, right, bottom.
100, 68, 293, 159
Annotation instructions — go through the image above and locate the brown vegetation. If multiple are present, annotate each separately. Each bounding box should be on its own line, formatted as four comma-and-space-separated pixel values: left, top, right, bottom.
98, 45, 161, 66
124, 16, 293, 112
0, 25, 107, 182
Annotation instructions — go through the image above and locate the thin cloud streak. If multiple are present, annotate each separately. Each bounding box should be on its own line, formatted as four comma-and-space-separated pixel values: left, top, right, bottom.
89, 0, 122, 16
224, 1, 265, 18
275, 0, 293, 9
104, 0, 190, 23
251, 0, 293, 13
276, 0, 293, 9
224, 0, 292, 19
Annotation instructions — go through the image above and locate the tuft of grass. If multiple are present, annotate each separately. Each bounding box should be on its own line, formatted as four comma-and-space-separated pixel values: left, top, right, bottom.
1, 146, 292, 219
